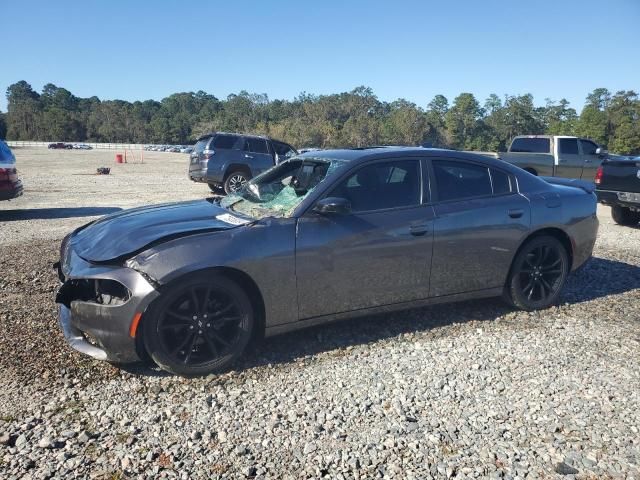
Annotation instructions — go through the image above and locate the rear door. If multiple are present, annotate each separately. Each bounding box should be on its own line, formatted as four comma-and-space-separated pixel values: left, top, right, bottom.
295, 158, 435, 319
429, 158, 529, 297
208, 134, 244, 177
555, 138, 583, 178
243, 137, 274, 175
579, 139, 603, 180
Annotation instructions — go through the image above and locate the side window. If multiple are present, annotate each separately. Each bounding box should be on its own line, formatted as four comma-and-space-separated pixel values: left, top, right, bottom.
433, 160, 492, 202
490, 168, 513, 195
245, 138, 270, 154
273, 141, 297, 159
579, 140, 598, 155
559, 138, 579, 155
330, 160, 421, 213
212, 135, 238, 150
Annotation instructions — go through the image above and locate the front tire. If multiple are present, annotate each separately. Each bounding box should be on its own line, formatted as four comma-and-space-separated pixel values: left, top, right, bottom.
505, 236, 569, 311
143, 273, 254, 376
611, 205, 640, 226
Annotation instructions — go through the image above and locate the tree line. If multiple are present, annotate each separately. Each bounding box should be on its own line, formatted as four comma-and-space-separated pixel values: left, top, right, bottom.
2, 80, 640, 154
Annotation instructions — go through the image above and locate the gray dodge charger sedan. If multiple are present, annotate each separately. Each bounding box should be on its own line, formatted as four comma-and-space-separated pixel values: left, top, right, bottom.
55, 147, 598, 376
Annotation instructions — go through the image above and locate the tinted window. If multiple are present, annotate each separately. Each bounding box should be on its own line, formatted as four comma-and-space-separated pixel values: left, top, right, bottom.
331, 160, 421, 212
245, 138, 270, 154
580, 139, 598, 155
212, 135, 238, 150
510, 138, 550, 153
273, 141, 296, 158
433, 160, 492, 201
491, 168, 512, 195
559, 138, 579, 154
194, 138, 209, 154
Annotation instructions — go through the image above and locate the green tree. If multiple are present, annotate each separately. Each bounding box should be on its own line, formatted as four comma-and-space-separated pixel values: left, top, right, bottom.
444, 93, 481, 149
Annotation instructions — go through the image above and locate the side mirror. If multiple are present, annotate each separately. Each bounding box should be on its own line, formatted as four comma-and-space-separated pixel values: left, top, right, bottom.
595, 147, 608, 157
313, 197, 351, 215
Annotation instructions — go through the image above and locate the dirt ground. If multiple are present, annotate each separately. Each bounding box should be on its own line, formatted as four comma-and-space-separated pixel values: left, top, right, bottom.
0, 147, 208, 246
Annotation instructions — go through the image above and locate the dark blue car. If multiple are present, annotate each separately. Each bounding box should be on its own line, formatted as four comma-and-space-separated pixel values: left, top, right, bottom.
188, 132, 297, 194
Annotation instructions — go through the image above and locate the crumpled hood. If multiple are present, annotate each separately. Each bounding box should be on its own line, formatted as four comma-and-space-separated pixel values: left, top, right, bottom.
70, 199, 249, 262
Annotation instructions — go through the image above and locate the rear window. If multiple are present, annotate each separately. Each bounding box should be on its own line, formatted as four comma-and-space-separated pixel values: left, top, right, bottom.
510, 138, 550, 153
245, 138, 270, 154
559, 138, 579, 155
194, 138, 209, 154
212, 135, 238, 150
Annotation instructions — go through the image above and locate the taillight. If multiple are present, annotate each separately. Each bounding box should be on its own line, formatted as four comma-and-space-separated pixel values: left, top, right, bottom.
594, 166, 603, 185
0, 168, 8, 181
202, 150, 215, 161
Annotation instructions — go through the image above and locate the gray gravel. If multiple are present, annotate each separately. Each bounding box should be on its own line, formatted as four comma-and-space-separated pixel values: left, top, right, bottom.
1, 148, 639, 478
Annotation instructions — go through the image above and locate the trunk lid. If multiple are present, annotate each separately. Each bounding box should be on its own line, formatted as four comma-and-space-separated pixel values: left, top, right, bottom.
598, 158, 640, 192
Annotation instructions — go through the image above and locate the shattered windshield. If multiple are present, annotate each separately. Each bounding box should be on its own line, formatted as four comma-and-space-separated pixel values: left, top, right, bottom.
220, 158, 344, 219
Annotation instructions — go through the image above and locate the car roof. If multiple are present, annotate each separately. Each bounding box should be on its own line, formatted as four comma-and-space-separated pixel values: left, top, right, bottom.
298, 146, 514, 167
196, 131, 271, 141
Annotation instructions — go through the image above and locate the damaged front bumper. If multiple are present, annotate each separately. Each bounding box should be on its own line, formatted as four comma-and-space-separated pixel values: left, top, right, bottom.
55, 238, 159, 363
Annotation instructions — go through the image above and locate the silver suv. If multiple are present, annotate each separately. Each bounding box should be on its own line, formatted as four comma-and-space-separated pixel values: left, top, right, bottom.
188, 132, 297, 194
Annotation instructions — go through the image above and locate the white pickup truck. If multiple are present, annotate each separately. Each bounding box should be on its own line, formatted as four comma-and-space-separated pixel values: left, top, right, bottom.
478, 135, 608, 180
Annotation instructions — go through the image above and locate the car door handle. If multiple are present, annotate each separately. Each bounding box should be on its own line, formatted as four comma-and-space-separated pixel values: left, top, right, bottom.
244, 154, 254, 159
508, 209, 524, 219
409, 224, 429, 236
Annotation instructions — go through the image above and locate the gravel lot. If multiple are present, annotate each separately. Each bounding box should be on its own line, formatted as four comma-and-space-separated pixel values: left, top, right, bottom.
1, 148, 639, 479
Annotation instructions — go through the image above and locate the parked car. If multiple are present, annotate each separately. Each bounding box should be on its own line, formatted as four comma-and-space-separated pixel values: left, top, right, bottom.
188, 132, 298, 194
180, 146, 194, 154
73, 144, 92, 150
0, 140, 24, 201
55, 147, 598, 376
48, 142, 72, 149
478, 135, 608, 180
595, 156, 640, 225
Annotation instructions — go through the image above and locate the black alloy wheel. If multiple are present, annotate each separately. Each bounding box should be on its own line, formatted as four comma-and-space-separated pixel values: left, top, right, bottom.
506, 235, 569, 311
143, 274, 253, 376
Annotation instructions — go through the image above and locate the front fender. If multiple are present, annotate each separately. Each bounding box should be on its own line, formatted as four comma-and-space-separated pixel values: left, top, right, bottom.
127, 218, 298, 327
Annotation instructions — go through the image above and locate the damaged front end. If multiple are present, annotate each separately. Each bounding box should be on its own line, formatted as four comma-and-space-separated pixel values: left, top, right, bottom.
54, 236, 159, 363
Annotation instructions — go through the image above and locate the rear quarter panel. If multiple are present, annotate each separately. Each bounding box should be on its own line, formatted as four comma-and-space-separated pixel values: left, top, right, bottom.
527, 185, 598, 271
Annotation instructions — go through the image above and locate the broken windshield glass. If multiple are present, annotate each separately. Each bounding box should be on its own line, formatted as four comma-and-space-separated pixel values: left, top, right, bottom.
220, 158, 345, 219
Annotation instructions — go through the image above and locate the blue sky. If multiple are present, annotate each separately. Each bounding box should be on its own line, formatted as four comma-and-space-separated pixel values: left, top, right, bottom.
2, 0, 639, 112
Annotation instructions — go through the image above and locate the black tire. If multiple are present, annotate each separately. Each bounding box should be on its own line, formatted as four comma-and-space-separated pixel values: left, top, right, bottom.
223, 170, 250, 195
143, 273, 254, 376
611, 205, 640, 226
505, 235, 569, 311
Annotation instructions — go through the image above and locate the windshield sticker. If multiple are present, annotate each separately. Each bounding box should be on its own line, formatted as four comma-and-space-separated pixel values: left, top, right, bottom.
215, 213, 250, 225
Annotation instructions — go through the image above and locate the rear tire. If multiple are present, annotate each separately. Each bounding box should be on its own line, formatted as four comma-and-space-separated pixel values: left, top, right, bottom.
143, 273, 254, 377
505, 235, 569, 311
224, 171, 250, 195
611, 205, 640, 226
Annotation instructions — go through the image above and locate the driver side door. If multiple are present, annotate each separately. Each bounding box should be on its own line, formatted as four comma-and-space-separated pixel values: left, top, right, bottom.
295, 158, 435, 319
